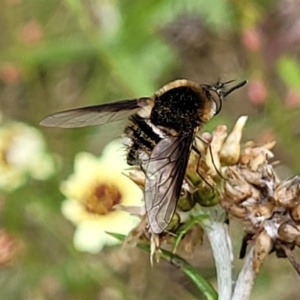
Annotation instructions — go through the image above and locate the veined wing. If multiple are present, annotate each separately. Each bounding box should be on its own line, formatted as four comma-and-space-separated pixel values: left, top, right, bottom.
144, 131, 194, 234
40, 98, 150, 128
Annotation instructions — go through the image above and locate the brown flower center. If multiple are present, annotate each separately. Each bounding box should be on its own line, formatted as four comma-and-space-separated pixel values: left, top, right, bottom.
84, 182, 122, 215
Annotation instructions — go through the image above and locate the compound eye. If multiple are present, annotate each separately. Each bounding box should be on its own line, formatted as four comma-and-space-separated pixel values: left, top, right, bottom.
205, 89, 222, 115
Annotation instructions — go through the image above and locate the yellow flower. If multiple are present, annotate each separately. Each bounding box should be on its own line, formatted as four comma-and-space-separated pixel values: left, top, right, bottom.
0, 121, 55, 191
61, 140, 143, 253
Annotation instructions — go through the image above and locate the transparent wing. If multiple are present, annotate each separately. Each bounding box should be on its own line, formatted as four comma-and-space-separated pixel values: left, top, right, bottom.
144, 131, 194, 234
40, 98, 149, 128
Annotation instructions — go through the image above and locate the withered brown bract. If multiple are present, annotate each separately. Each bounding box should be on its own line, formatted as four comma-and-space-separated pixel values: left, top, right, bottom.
40, 79, 246, 234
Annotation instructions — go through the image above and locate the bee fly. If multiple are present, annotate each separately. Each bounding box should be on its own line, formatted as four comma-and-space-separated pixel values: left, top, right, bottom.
40, 79, 246, 234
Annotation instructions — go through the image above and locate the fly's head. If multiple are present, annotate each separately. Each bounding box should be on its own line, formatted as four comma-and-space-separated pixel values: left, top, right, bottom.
201, 79, 247, 119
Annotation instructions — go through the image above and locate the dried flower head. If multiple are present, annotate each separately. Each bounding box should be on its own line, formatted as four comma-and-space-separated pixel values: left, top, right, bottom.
125, 114, 300, 275
219, 125, 300, 274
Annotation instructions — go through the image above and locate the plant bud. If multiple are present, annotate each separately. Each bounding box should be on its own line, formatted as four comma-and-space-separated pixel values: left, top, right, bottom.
205, 125, 227, 177
253, 230, 273, 273
251, 202, 275, 222
273, 178, 300, 208
224, 166, 258, 203
240, 168, 262, 186
240, 142, 275, 170
224, 179, 252, 204
178, 191, 196, 211
290, 204, 300, 222
221, 199, 248, 218
220, 116, 248, 165
194, 182, 219, 207
186, 153, 209, 186
166, 213, 181, 232
195, 132, 212, 154
278, 222, 300, 243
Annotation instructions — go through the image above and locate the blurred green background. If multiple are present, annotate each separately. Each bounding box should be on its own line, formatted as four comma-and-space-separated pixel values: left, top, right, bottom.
1, 0, 300, 299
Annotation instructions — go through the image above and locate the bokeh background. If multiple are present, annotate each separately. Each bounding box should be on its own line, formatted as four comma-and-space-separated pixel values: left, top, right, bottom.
1, 0, 300, 299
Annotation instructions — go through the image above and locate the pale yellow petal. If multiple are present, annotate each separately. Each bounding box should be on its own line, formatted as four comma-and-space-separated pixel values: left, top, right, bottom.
73, 222, 108, 253
61, 199, 89, 224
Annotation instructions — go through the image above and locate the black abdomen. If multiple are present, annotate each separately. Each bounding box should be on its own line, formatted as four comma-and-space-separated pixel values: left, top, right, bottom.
124, 114, 161, 166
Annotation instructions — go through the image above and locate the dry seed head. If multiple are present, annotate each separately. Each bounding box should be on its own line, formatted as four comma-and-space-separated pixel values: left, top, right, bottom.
290, 204, 300, 222
249, 202, 275, 224
224, 179, 252, 204
220, 115, 248, 165
273, 176, 300, 208
222, 199, 248, 218
224, 167, 254, 203
240, 142, 275, 171
278, 222, 300, 243
195, 132, 212, 154
204, 125, 227, 177
218, 122, 300, 273
239, 168, 264, 186
253, 230, 273, 273
186, 152, 209, 186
